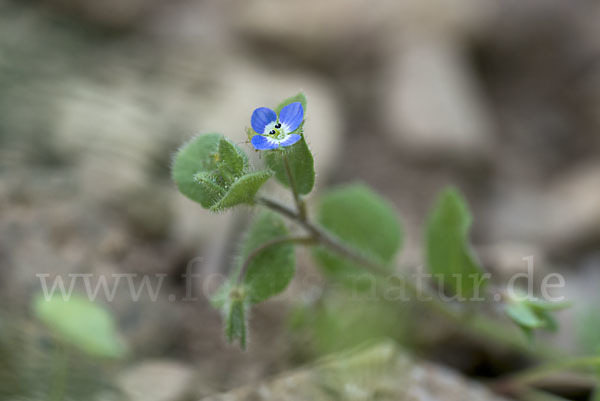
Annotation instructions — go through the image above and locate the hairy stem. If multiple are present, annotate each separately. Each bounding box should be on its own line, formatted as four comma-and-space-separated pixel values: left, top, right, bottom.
257, 196, 389, 276
256, 195, 559, 361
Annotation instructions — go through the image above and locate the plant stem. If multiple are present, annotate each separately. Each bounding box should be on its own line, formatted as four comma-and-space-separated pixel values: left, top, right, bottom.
256, 195, 559, 361
520, 389, 573, 401
237, 235, 315, 284
257, 196, 390, 276
504, 355, 600, 386
282, 154, 307, 220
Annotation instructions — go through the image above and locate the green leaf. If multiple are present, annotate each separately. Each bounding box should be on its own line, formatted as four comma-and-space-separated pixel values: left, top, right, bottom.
240, 211, 295, 303
506, 298, 562, 340
292, 292, 404, 356
265, 92, 315, 195
536, 309, 558, 332
425, 188, 487, 298
217, 137, 248, 180
506, 302, 546, 329
210, 170, 273, 211
524, 298, 572, 312
193, 171, 227, 208
312, 184, 403, 283
265, 138, 315, 195
578, 305, 600, 354
172, 133, 222, 208
172, 134, 271, 210
224, 295, 249, 350
33, 293, 126, 359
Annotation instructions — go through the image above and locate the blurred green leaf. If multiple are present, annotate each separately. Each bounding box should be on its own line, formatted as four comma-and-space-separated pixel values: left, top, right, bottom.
33, 294, 126, 359
506, 302, 546, 329
524, 298, 571, 312
312, 184, 403, 283
172, 134, 270, 210
291, 294, 405, 356
0, 316, 118, 401
241, 211, 296, 303
577, 304, 600, 355
506, 302, 540, 341
506, 298, 562, 340
265, 93, 315, 195
425, 188, 487, 298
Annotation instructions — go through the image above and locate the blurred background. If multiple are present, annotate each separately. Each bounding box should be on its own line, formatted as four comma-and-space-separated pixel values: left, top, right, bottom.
1, 0, 600, 400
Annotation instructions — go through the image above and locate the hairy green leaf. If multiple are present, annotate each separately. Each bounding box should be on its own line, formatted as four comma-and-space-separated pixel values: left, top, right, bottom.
217, 137, 248, 180
33, 294, 126, 359
265, 92, 315, 195
210, 170, 273, 211
312, 184, 403, 283
172, 133, 222, 208
425, 188, 487, 298
240, 211, 295, 303
193, 171, 227, 208
172, 133, 270, 210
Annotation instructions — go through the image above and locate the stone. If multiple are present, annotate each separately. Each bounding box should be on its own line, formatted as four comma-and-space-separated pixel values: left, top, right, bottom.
118, 360, 195, 401
544, 163, 600, 255
200, 342, 513, 401
382, 36, 494, 161
233, 0, 494, 54
479, 242, 549, 281
486, 184, 552, 245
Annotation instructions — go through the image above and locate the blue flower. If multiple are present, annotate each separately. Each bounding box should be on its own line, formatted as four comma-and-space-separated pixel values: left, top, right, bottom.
250, 102, 304, 150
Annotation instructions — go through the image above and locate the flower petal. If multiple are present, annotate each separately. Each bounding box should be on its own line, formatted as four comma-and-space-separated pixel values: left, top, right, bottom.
251, 135, 279, 150
278, 134, 302, 148
251, 107, 277, 134
278, 102, 304, 133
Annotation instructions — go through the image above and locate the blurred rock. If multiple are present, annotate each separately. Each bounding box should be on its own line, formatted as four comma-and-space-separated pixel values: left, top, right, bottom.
201, 342, 512, 401
488, 163, 600, 259
233, 0, 495, 61
233, 0, 382, 62
480, 242, 549, 280
382, 36, 494, 161
487, 184, 551, 245
118, 360, 195, 401
544, 163, 600, 255
385, 0, 496, 36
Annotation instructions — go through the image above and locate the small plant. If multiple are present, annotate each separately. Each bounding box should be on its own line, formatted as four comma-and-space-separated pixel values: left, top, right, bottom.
171, 93, 596, 397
